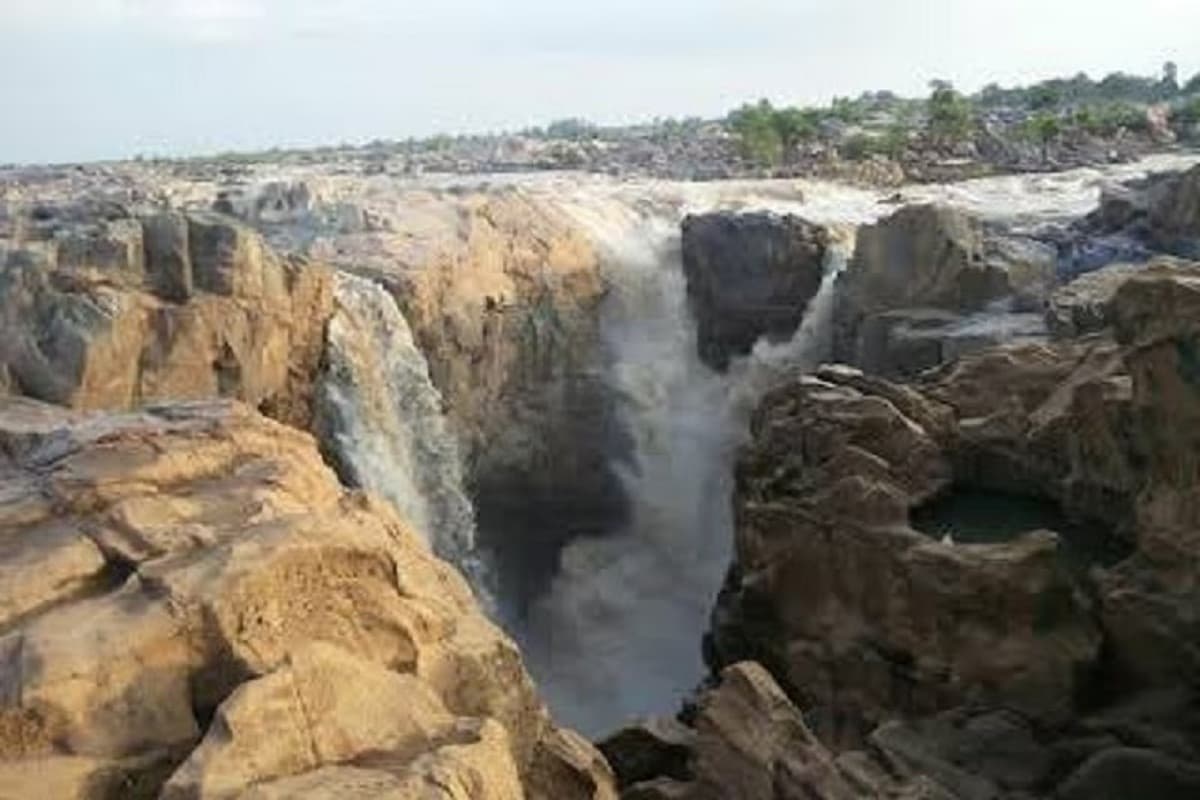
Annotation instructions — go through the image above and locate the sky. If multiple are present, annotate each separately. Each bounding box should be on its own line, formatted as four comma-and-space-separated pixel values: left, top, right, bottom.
0, 0, 1197, 164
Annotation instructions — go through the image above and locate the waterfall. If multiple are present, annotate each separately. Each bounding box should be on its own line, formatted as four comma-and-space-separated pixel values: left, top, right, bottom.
314, 272, 477, 567
519, 199, 846, 735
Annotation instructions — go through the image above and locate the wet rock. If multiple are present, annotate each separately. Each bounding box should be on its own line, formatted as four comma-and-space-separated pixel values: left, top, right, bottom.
712, 262, 1200, 796
607, 663, 958, 800
1082, 164, 1200, 260
681, 212, 830, 371
855, 307, 1045, 377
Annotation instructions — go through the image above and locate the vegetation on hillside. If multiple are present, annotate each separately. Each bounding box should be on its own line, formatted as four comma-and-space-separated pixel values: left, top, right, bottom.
720, 63, 1199, 168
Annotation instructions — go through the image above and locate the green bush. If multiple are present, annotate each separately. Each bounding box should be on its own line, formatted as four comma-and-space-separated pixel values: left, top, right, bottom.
927, 81, 974, 145
728, 100, 784, 166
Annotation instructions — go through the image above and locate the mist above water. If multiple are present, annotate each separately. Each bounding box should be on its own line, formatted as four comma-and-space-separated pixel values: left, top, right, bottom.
516, 196, 846, 735
290, 153, 1199, 737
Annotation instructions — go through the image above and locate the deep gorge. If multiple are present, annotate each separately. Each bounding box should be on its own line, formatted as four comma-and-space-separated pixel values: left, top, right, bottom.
1, 155, 1199, 798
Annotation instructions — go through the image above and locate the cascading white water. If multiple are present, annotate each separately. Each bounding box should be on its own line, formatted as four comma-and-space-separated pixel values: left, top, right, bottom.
289, 152, 1198, 737
314, 272, 477, 565
519, 198, 847, 735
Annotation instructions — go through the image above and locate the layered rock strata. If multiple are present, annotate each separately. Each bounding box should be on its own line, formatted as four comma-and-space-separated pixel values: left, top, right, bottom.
0, 398, 616, 799
834, 204, 1054, 376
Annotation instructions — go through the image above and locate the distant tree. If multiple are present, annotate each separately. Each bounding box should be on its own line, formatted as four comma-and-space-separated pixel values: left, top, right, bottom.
1173, 97, 1200, 128
979, 82, 1005, 107
1072, 106, 1101, 136
1028, 83, 1061, 111
840, 134, 877, 161
829, 96, 866, 124
927, 80, 974, 147
879, 122, 911, 159
1185, 71, 1200, 95
728, 99, 784, 166
773, 107, 821, 158
546, 118, 597, 141
1163, 61, 1180, 94
1026, 113, 1062, 163
1097, 71, 1158, 102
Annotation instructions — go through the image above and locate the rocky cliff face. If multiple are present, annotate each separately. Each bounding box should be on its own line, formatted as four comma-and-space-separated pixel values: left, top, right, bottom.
0, 398, 615, 800
222, 181, 622, 605
0, 204, 333, 430
707, 262, 1200, 797
681, 212, 829, 371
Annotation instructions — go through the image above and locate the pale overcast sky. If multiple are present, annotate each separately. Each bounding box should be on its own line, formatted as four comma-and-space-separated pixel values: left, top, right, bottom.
0, 0, 1197, 164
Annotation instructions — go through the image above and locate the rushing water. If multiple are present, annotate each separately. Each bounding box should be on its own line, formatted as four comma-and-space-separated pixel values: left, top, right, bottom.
314, 272, 477, 567
289, 152, 1198, 736
511, 191, 849, 735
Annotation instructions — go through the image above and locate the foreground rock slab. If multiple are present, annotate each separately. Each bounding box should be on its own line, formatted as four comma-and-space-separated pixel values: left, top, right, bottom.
0, 398, 614, 799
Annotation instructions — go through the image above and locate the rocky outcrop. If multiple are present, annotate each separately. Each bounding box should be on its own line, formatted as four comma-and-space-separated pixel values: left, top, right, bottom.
0, 205, 334, 430
709, 262, 1200, 795
1082, 164, 1200, 261
0, 397, 615, 799
600, 662, 962, 800
835, 204, 1055, 376
1046, 256, 1200, 339
708, 363, 1099, 745
233, 183, 622, 607
681, 212, 830, 371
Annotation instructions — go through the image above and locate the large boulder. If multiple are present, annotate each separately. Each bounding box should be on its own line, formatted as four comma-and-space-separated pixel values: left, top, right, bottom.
1146, 164, 1200, 257
835, 204, 1054, 375
681, 212, 830, 371
1081, 164, 1200, 261
0, 398, 614, 799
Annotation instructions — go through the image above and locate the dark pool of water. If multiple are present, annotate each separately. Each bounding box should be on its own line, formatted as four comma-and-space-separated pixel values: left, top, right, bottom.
910, 488, 1134, 573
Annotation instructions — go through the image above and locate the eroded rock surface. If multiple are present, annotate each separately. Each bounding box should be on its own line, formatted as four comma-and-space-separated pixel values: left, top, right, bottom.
709, 262, 1200, 796
835, 204, 1055, 376
0, 398, 614, 799
0, 205, 333, 429
1084, 163, 1200, 260
601, 662, 958, 800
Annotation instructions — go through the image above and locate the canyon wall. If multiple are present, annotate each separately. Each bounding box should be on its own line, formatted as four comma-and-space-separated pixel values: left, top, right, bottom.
701, 261, 1200, 797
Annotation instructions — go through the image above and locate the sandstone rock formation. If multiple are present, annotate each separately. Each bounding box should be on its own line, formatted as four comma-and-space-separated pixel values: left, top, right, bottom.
708, 363, 1099, 744
708, 261, 1200, 796
229, 182, 622, 608
0, 398, 615, 799
834, 204, 1055, 375
681, 212, 829, 371
0, 204, 333, 430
